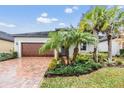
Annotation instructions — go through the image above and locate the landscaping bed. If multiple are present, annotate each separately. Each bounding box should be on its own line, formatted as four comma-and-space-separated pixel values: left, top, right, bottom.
45, 60, 102, 77
0, 52, 17, 62
45, 53, 124, 77
45, 54, 103, 77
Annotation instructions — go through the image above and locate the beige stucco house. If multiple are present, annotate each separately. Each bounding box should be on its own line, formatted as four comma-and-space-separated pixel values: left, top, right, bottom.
13, 30, 124, 58
0, 31, 14, 53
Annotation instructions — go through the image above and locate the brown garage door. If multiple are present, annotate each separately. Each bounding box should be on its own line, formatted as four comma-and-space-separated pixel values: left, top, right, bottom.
21, 43, 54, 57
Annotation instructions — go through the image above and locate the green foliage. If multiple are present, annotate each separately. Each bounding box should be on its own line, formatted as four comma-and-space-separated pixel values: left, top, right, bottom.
75, 53, 92, 63
39, 29, 96, 64
12, 51, 18, 58
48, 58, 58, 70
76, 53, 108, 64
46, 59, 102, 76
98, 52, 108, 63
0, 52, 17, 62
116, 60, 123, 65
120, 49, 124, 57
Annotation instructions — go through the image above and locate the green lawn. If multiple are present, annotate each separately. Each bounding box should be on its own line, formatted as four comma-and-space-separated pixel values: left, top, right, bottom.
113, 57, 124, 64
41, 67, 124, 88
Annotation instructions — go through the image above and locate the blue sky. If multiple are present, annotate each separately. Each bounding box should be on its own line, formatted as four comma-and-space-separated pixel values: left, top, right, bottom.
1, 5, 123, 34
0, 5, 92, 34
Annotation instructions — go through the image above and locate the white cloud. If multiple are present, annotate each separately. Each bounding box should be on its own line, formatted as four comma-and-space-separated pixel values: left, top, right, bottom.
37, 17, 52, 23
37, 16, 58, 24
65, 8, 73, 14
0, 22, 16, 28
37, 12, 59, 24
65, 6, 79, 14
51, 18, 58, 22
41, 12, 48, 17
59, 22, 66, 27
72, 6, 78, 10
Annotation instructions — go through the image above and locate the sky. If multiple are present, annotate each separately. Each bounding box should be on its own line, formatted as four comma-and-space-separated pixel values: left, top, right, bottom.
0, 5, 123, 34
0, 5, 92, 34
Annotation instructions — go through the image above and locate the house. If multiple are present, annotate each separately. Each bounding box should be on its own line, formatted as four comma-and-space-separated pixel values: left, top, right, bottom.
14, 31, 124, 58
0, 31, 14, 53
13, 31, 55, 58
79, 33, 124, 56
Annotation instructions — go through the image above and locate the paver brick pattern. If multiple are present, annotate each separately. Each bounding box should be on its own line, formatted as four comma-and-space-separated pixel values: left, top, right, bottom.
0, 57, 51, 88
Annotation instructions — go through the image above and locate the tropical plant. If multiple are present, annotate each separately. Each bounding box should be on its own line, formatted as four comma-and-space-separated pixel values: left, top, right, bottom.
39, 31, 63, 61
39, 30, 74, 65
39, 28, 96, 64
79, 6, 106, 62
69, 28, 97, 62
101, 6, 124, 63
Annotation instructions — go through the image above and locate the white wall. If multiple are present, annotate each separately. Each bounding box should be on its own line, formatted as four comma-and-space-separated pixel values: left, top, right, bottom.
79, 39, 120, 56
98, 39, 120, 56
14, 37, 49, 57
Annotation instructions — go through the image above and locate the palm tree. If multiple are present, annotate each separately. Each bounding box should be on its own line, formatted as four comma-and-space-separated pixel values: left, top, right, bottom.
79, 6, 106, 62
39, 30, 74, 65
39, 28, 96, 64
101, 6, 124, 63
69, 28, 97, 62
59, 30, 74, 64
39, 31, 63, 60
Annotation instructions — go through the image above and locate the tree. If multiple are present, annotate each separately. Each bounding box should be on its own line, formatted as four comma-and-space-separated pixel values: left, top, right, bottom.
79, 6, 106, 62
39, 30, 74, 65
69, 28, 97, 62
101, 6, 124, 63
39, 28, 96, 65
39, 31, 63, 61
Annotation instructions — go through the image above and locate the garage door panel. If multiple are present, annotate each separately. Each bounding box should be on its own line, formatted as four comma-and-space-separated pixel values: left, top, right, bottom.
22, 43, 54, 57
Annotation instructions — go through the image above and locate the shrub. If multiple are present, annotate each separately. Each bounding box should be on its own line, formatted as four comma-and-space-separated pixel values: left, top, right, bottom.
0, 52, 17, 62
75, 53, 92, 63
12, 52, 18, 58
98, 52, 108, 63
48, 58, 58, 70
46, 59, 102, 76
116, 61, 123, 65
120, 49, 124, 57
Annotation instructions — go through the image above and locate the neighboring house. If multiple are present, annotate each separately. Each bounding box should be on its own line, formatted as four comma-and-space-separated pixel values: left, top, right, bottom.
14, 31, 124, 58
0, 31, 14, 53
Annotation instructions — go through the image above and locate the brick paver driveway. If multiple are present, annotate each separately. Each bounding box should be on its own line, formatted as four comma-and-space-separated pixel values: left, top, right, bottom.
0, 57, 52, 88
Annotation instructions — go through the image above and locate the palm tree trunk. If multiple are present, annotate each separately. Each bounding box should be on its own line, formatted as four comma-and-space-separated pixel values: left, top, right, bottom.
55, 49, 59, 60
65, 48, 70, 65
107, 33, 112, 63
93, 30, 98, 62
72, 44, 79, 62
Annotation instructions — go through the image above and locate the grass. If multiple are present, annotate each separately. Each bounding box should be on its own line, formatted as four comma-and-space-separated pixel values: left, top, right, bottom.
41, 67, 124, 88
113, 57, 124, 64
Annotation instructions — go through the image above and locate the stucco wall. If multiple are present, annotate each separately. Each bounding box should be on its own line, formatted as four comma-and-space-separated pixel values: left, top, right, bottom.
14, 37, 50, 57
98, 39, 120, 56
0, 40, 14, 53
79, 39, 120, 56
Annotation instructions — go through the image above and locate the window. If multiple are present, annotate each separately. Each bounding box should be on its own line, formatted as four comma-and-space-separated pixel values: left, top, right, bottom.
80, 43, 87, 50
